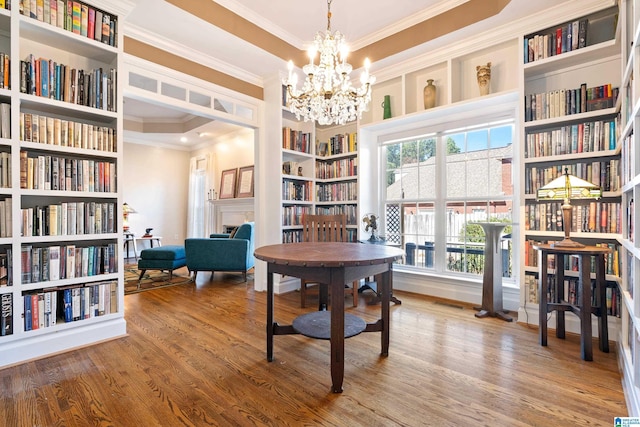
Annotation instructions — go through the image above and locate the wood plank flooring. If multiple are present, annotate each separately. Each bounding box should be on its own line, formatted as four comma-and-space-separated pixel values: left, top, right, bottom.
0, 269, 628, 426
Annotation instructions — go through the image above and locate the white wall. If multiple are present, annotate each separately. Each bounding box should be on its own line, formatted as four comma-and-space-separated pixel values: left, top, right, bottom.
122, 143, 190, 247
191, 127, 255, 196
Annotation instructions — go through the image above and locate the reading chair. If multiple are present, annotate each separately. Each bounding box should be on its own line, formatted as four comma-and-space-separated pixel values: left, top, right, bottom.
300, 214, 359, 309
184, 222, 255, 281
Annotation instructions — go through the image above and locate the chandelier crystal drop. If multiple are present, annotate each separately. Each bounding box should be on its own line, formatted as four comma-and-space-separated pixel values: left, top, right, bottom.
284, 0, 375, 126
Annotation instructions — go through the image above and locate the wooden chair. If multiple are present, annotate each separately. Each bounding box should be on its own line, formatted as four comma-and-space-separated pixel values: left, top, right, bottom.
300, 214, 359, 309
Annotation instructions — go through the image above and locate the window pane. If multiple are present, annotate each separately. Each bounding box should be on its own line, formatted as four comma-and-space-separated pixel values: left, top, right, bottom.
401, 202, 435, 268
445, 201, 487, 275
385, 144, 402, 199
446, 133, 466, 198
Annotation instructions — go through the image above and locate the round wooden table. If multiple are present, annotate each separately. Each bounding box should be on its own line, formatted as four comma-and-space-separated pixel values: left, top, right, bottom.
254, 242, 404, 393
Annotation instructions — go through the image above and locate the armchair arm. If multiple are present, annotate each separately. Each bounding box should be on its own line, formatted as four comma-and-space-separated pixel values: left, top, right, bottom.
209, 233, 231, 239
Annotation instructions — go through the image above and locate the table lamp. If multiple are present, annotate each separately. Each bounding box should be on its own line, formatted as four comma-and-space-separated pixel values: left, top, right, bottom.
536, 168, 602, 248
123, 203, 137, 232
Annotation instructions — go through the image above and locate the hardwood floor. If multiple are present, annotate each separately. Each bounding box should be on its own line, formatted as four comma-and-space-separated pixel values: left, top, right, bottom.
0, 269, 628, 426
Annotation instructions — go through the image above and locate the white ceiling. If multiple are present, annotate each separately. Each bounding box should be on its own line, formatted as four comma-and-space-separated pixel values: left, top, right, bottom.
122, 0, 567, 148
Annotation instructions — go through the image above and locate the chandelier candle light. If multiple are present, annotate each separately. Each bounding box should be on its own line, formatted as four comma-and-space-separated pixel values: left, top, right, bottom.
284, 0, 375, 125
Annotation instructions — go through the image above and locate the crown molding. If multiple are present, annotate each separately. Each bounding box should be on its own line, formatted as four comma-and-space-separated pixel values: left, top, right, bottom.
124, 24, 264, 88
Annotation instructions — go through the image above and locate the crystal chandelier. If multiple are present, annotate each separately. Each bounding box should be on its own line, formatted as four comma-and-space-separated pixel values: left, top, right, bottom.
284, 0, 375, 126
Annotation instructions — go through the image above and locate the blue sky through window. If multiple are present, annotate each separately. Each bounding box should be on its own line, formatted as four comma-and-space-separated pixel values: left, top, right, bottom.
448, 125, 513, 152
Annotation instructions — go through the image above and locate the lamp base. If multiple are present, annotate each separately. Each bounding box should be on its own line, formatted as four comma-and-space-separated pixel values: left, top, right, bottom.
551, 238, 585, 248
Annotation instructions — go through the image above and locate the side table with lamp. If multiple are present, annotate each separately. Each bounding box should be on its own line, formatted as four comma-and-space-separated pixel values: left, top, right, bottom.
534, 169, 610, 360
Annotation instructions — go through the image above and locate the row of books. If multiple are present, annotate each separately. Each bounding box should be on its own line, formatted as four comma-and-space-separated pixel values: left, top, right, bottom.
282, 229, 303, 244
282, 228, 357, 244
0, 248, 11, 286
20, 112, 116, 152
626, 251, 634, 299
282, 161, 302, 177
525, 273, 621, 317
524, 240, 620, 276
282, 205, 312, 226
20, 55, 117, 112
0, 292, 10, 336
524, 201, 621, 234
20, 151, 116, 193
525, 160, 621, 195
0, 152, 11, 188
524, 18, 588, 63
315, 157, 357, 180
524, 119, 617, 158
282, 179, 312, 202
629, 198, 634, 243
21, 243, 117, 284
23, 280, 117, 331
316, 181, 358, 202
316, 132, 357, 157
0, 197, 11, 238
621, 133, 635, 186
524, 84, 617, 122
0, 102, 9, 139
315, 205, 358, 225
21, 1, 118, 48
282, 127, 311, 154
21, 201, 116, 237
0, 53, 9, 90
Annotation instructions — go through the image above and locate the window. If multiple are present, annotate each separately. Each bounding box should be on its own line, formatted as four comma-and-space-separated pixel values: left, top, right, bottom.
187, 156, 210, 238
383, 122, 514, 279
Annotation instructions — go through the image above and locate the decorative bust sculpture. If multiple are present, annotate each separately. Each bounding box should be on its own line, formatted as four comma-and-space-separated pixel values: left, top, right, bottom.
476, 62, 491, 96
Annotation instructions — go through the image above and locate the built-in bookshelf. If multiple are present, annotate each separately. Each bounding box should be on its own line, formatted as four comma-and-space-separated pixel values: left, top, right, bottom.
0, 1, 127, 368
281, 110, 314, 243
315, 123, 358, 241
519, 3, 623, 347
619, 0, 640, 415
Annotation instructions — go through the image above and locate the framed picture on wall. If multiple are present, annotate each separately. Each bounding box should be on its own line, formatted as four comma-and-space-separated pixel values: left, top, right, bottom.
219, 168, 237, 199
237, 165, 254, 198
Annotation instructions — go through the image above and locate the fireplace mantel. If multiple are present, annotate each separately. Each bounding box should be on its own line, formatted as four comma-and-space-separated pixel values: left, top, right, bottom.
208, 198, 255, 234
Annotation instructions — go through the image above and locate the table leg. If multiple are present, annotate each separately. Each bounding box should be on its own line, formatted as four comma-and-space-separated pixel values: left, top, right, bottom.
595, 254, 609, 353
555, 254, 565, 339
579, 255, 593, 361
330, 267, 345, 393
266, 268, 274, 362
380, 267, 391, 356
539, 251, 548, 347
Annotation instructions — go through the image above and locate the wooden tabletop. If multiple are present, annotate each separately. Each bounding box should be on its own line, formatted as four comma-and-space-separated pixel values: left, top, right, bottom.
254, 242, 404, 267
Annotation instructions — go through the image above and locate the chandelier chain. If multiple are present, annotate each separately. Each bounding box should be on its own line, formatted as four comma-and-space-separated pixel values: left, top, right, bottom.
327, 0, 332, 31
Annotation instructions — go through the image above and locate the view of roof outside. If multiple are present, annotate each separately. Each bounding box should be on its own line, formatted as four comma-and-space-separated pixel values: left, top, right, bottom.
384, 123, 514, 276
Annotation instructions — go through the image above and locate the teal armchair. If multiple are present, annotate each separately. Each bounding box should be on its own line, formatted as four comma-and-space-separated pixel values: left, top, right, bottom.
185, 222, 255, 281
